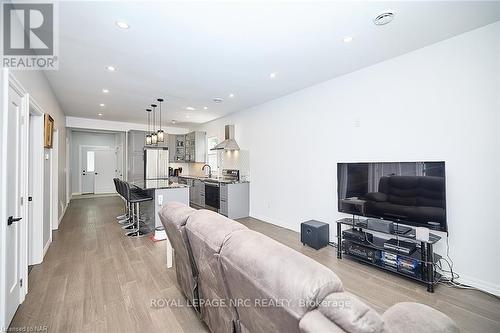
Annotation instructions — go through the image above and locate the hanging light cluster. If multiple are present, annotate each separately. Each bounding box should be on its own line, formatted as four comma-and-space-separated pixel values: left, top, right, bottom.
145, 98, 165, 145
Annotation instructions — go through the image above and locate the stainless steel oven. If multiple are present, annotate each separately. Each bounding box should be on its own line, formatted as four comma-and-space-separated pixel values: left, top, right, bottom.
204, 182, 220, 210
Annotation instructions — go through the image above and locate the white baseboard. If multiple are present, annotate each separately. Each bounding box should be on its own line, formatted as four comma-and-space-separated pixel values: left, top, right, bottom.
58, 202, 68, 224
457, 274, 500, 296
250, 213, 300, 233
43, 238, 52, 258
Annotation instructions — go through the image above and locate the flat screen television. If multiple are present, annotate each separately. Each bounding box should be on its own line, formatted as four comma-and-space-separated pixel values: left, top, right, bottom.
337, 161, 447, 232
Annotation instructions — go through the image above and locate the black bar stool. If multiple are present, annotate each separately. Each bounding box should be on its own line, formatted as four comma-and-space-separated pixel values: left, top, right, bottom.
123, 181, 153, 238
114, 178, 129, 223
118, 180, 137, 230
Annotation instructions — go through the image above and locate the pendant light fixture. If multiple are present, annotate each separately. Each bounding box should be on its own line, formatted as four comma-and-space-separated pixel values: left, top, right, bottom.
151, 104, 158, 144
145, 108, 152, 145
157, 98, 164, 142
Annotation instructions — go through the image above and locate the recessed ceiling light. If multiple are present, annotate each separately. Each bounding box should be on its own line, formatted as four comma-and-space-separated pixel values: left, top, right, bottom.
172, 120, 177, 124
229, 93, 235, 98
106, 65, 116, 72
98, 113, 103, 116
203, 106, 208, 110
213, 97, 223, 103
102, 88, 109, 93
186, 106, 195, 111
343, 36, 353, 43
374, 11, 395, 26
115, 21, 129, 29
269, 72, 277, 79
99, 103, 105, 107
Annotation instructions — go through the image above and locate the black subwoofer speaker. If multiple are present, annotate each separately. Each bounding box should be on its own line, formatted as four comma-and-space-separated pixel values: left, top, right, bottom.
301, 220, 329, 250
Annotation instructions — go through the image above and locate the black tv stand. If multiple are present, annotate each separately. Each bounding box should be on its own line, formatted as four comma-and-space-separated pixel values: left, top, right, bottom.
336, 216, 442, 293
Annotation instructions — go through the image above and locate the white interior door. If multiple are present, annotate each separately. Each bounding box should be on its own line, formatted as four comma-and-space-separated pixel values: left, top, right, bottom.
94, 150, 117, 194
5, 84, 23, 326
80, 149, 95, 194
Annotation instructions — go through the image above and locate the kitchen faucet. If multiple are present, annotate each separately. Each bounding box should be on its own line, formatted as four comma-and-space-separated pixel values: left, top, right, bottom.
202, 164, 212, 178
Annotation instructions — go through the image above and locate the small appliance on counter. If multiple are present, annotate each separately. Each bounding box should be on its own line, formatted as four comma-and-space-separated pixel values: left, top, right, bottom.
169, 167, 182, 177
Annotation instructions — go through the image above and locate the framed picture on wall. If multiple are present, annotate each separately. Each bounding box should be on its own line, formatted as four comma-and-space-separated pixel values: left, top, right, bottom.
44, 114, 54, 148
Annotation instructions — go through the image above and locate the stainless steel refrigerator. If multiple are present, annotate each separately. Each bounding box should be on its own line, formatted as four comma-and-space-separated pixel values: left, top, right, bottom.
144, 147, 169, 179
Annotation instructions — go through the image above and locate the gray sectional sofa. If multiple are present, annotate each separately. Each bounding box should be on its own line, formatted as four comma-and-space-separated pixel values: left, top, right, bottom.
159, 202, 458, 333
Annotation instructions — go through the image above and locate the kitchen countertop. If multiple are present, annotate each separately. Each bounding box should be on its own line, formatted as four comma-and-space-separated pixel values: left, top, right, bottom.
176, 174, 249, 184
131, 179, 189, 190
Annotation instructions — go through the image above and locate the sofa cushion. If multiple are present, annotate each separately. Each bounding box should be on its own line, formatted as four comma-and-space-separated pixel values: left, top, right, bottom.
158, 202, 198, 304
220, 229, 344, 333
318, 292, 384, 333
185, 209, 248, 333
383, 302, 459, 333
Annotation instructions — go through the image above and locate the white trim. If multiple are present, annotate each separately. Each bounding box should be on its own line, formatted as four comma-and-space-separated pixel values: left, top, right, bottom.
58, 203, 68, 224
51, 129, 59, 231
458, 274, 500, 296
9, 73, 29, 307
65, 134, 71, 204
0, 70, 29, 329
0, 69, 7, 330
28, 97, 45, 266
43, 238, 52, 258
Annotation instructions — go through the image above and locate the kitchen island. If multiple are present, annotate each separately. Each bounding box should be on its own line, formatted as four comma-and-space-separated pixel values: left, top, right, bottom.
131, 179, 189, 268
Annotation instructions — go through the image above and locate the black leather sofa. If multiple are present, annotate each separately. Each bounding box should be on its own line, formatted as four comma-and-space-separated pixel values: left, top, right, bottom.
363, 175, 446, 225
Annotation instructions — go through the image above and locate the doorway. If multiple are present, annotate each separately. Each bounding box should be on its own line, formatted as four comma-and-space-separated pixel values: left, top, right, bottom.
80, 147, 117, 194
27, 100, 45, 266
1, 72, 28, 329
50, 129, 59, 230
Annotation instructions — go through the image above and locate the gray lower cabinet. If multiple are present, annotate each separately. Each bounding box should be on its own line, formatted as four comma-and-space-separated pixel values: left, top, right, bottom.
219, 183, 249, 219
187, 179, 195, 203
194, 180, 205, 207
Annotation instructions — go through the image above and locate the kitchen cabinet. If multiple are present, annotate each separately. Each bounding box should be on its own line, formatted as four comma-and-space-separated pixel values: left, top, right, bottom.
186, 178, 195, 203
194, 179, 205, 207
175, 135, 186, 162
185, 131, 207, 163
167, 132, 206, 163
219, 183, 249, 219
127, 130, 147, 182
168, 134, 177, 162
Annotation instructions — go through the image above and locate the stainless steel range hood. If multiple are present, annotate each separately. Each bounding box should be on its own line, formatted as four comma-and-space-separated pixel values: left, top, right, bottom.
211, 125, 240, 151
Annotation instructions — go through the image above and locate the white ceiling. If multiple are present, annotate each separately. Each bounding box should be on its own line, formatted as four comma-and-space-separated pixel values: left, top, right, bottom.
45, 1, 500, 127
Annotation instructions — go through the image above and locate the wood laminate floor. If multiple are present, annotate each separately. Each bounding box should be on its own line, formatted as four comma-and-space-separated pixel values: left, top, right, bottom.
10, 197, 500, 333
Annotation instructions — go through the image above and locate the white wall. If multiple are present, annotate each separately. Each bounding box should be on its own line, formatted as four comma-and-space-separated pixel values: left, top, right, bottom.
196, 22, 500, 294
11, 70, 67, 250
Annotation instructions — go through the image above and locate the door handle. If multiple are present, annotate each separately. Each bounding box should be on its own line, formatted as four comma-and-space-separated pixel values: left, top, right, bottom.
8, 216, 22, 226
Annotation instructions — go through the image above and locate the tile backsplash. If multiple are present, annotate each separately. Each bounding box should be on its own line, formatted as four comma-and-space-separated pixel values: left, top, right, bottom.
170, 150, 250, 181
218, 150, 250, 181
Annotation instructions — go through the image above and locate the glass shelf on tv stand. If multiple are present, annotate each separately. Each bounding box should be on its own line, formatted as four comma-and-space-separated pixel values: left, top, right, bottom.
336, 215, 443, 293
336, 217, 441, 245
